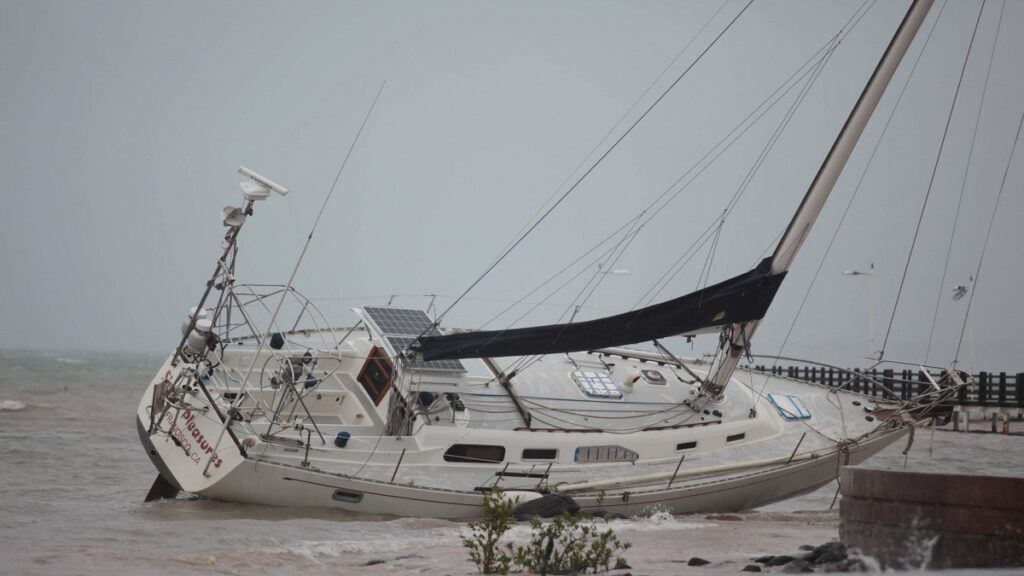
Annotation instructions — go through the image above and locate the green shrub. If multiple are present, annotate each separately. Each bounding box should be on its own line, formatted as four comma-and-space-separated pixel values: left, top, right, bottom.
462, 491, 631, 574
510, 512, 631, 574
461, 490, 517, 574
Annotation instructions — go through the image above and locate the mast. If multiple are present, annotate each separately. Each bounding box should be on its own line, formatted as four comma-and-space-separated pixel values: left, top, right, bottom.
699, 0, 935, 400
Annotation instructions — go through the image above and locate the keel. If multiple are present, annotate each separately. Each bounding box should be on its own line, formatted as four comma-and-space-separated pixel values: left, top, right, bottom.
144, 473, 181, 502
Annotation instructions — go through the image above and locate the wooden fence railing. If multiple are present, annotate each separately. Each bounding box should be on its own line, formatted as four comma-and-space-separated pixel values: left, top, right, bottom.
750, 365, 1023, 408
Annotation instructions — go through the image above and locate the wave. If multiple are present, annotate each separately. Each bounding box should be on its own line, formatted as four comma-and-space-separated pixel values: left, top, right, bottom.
608, 506, 715, 532
0, 400, 27, 411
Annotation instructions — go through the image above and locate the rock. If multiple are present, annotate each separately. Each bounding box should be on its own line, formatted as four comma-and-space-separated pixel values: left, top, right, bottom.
513, 493, 580, 520
741, 564, 763, 572
808, 541, 848, 565
781, 559, 814, 573
363, 559, 386, 566
753, 555, 774, 564
815, 551, 847, 565
799, 544, 815, 551
766, 555, 795, 566
687, 557, 711, 566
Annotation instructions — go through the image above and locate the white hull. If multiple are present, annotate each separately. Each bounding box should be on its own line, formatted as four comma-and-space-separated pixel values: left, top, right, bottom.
174, 427, 905, 519
138, 338, 914, 519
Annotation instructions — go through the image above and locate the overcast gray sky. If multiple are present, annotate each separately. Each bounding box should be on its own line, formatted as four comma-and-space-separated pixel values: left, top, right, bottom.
1, 0, 1021, 372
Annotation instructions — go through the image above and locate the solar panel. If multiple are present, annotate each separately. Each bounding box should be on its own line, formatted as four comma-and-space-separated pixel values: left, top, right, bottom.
362, 306, 465, 372
362, 306, 440, 337
385, 336, 466, 372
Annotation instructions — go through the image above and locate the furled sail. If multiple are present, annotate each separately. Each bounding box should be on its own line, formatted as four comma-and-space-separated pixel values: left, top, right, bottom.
419, 257, 785, 361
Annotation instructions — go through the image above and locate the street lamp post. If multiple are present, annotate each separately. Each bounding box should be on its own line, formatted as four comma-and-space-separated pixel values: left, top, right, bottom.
842, 263, 876, 359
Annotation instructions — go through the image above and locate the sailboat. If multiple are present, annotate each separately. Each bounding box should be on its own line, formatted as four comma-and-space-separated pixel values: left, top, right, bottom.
137, 0, 958, 518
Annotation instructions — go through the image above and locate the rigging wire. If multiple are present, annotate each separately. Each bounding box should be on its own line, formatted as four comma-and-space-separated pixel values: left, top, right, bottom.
455, 1, 873, 337
753, 0, 949, 405
480, 214, 645, 329
562, 215, 648, 324
629, 5, 873, 310
430, 0, 755, 328
484, 0, 732, 274
643, 24, 844, 306
694, 31, 839, 294
556, 27, 844, 328
924, 0, 1006, 364
697, 213, 727, 291
879, 1, 987, 358
954, 107, 1024, 365
494, 2, 877, 379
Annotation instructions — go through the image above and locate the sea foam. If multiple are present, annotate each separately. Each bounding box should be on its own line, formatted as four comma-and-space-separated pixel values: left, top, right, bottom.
0, 400, 26, 411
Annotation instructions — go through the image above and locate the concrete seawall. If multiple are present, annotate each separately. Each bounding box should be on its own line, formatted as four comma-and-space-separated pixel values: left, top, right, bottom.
840, 467, 1024, 569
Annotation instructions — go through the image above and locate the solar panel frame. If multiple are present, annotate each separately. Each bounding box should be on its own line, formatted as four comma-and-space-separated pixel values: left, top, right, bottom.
362, 306, 440, 338
361, 306, 465, 373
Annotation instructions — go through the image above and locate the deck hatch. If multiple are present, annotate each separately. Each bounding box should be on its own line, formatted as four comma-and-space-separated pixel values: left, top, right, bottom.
768, 393, 812, 420
641, 369, 667, 385
571, 371, 623, 399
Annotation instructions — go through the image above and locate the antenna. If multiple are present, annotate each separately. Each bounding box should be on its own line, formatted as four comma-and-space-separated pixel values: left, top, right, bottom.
201, 83, 387, 476
239, 166, 289, 196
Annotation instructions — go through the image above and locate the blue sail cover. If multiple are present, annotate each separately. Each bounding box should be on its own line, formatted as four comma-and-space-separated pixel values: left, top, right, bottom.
419, 258, 786, 361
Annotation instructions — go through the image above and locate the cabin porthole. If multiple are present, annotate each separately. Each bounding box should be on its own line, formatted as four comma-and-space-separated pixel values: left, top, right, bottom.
332, 489, 363, 503
522, 448, 558, 461
444, 444, 505, 463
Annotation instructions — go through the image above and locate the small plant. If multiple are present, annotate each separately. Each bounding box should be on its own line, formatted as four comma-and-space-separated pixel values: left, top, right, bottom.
462, 491, 632, 575
462, 490, 517, 574
510, 511, 631, 574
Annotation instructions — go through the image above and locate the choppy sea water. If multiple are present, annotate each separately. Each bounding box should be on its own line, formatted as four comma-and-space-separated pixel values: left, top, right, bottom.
1, 350, 1022, 575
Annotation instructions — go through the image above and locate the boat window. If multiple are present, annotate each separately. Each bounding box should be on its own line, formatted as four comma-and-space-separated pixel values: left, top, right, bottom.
726, 432, 746, 443
332, 489, 363, 503
676, 441, 697, 450
357, 347, 394, 406
522, 448, 558, 461
574, 445, 638, 463
571, 371, 623, 399
444, 444, 505, 463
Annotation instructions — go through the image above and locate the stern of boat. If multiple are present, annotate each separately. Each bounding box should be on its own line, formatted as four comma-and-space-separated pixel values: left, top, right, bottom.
137, 354, 248, 496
